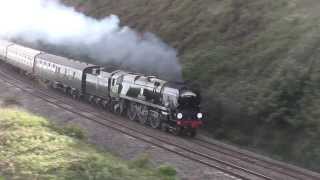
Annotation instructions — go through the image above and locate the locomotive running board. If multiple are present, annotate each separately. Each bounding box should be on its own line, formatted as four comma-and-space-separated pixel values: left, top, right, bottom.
119, 95, 169, 112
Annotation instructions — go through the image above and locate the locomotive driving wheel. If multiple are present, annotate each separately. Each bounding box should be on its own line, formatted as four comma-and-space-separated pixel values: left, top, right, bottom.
161, 123, 168, 132
149, 111, 161, 129
137, 104, 148, 125
127, 102, 137, 121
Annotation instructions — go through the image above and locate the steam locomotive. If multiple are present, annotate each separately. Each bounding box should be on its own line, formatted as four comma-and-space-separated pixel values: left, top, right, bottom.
0, 40, 203, 137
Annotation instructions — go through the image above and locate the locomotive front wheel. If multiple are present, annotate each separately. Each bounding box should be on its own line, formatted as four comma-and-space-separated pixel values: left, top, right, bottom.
188, 129, 197, 137
173, 127, 182, 136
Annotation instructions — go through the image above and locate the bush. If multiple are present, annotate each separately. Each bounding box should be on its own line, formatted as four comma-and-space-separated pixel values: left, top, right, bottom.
157, 165, 177, 177
129, 154, 151, 169
50, 123, 86, 140
62, 124, 86, 140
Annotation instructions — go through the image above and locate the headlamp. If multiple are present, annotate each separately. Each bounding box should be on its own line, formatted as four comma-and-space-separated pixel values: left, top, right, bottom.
197, 113, 203, 119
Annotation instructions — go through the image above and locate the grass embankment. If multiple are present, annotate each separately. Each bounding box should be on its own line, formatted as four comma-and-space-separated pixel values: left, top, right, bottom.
61, 0, 320, 171
0, 108, 176, 180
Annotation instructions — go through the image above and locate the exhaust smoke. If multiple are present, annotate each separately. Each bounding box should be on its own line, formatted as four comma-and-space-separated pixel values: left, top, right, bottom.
0, 0, 182, 80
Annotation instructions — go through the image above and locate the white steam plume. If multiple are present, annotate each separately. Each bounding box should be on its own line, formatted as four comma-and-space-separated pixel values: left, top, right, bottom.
0, 0, 181, 80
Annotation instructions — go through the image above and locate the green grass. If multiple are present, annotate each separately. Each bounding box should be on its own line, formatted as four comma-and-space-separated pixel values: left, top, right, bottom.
63, 0, 320, 172
0, 108, 177, 180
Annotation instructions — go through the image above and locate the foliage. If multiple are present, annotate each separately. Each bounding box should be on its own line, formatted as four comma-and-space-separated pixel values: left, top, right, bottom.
63, 0, 320, 171
53, 123, 87, 140
0, 108, 177, 180
129, 153, 151, 169
157, 165, 177, 177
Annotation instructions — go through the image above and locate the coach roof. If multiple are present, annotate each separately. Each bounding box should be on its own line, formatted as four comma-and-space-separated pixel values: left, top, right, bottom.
8, 44, 41, 57
0, 40, 14, 47
37, 53, 97, 71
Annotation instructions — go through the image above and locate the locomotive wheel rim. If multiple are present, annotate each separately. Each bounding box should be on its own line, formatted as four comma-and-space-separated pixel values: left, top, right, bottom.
150, 115, 161, 129
127, 103, 137, 121
187, 129, 197, 137
137, 111, 148, 124
161, 123, 168, 132
138, 115, 147, 124
137, 105, 148, 124
173, 127, 182, 136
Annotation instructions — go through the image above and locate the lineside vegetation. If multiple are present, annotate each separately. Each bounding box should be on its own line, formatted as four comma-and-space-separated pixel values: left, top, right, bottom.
0, 108, 176, 180
62, 0, 320, 171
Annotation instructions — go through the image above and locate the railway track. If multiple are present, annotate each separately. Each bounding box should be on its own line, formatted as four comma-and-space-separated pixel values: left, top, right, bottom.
193, 137, 320, 180
0, 64, 319, 180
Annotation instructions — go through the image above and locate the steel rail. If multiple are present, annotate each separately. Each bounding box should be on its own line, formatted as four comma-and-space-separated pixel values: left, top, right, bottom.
192, 137, 320, 180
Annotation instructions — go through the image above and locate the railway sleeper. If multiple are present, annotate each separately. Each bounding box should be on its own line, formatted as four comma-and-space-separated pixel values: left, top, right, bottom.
166, 124, 197, 137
